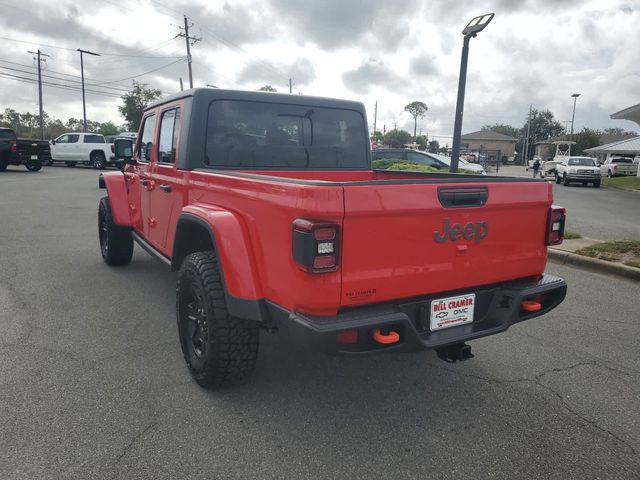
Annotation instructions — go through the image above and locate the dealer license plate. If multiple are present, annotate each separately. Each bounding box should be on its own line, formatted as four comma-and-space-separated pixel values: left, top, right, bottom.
430, 293, 476, 331
31, 155, 38, 160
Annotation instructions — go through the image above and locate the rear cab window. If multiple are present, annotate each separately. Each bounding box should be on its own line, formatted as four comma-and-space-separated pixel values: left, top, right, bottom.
203, 100, 368, 169
0, 129, 16, 140
83, 135, 105, 143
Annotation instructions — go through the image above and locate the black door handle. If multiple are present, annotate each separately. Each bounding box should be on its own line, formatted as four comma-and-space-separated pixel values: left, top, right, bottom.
140, 179, 150, 186
159, 184, 172, 192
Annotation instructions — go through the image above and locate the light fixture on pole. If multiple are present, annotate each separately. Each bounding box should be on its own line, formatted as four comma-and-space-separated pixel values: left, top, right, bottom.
77, 49, 100, 133
449, 13, 494, 172
569, 93, 580, 156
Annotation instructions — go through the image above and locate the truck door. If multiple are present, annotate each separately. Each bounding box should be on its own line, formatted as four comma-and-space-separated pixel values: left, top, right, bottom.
126, 114, 156, 237
147, 105, 182, 255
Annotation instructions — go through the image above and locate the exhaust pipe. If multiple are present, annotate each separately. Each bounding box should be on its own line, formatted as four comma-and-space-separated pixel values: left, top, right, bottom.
436, 343, 474, 363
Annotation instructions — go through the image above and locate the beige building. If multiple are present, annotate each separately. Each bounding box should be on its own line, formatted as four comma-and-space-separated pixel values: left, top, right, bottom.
460, 130, 518, 160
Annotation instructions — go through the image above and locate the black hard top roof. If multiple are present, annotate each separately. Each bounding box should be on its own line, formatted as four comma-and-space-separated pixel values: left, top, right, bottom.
146, 88, 366, 112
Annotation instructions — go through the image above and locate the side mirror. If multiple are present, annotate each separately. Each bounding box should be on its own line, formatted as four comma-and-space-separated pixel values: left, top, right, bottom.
51, 139, 56, 145
114, 138, 134, 164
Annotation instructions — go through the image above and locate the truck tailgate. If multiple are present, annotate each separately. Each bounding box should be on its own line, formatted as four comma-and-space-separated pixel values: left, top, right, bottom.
340, 180, 553, 307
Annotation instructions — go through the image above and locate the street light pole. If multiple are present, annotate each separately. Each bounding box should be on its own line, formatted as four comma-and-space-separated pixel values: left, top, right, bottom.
569, 93, 580, 156
77, 49, 100, 133
449, 13, 494, 173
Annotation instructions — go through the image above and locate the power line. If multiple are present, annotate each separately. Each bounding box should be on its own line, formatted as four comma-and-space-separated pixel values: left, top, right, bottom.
91, 58, 185, 85
0, 72, 122, 98
0, 35, 183, 59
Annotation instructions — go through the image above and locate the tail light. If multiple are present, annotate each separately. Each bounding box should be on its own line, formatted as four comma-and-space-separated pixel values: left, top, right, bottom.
546, 205, 566, 246
292, 219, 340, 273
9, 140, 16, 153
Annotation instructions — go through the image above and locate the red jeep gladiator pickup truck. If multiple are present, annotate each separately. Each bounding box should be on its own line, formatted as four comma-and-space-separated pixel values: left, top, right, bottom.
100, 88, 567, 388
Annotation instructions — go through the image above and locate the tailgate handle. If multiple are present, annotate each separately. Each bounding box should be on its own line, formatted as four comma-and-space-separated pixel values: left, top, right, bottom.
438, 187, 488, 208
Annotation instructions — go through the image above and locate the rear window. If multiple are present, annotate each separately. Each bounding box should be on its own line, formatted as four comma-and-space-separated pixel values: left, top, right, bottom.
84, 135, 105, 143
204, 100, 368, 169
611, 158, 632, 163
0, 129, 16, 140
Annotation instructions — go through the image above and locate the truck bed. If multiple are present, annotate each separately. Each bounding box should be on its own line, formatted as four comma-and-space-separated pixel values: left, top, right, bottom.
186, 168, 552, 315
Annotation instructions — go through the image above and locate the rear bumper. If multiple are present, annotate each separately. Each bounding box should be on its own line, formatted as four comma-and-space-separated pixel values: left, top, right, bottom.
276, 274, 567, 355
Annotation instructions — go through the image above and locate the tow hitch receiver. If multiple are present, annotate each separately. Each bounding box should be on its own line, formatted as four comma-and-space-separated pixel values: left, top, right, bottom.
436, 343, 474, 363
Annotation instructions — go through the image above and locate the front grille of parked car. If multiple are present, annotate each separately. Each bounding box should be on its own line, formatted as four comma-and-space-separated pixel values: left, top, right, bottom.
577, 169, 593, 174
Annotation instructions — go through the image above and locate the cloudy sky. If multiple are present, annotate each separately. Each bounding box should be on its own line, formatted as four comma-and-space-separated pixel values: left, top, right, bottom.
0, 0, 638, 142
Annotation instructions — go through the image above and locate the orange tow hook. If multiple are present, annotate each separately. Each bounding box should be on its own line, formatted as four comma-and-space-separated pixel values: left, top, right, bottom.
521, 300, 542, 312
373, 328, 400, 345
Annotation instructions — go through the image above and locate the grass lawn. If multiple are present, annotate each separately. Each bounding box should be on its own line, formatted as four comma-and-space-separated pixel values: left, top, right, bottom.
575, 241, 640, 268
602, 175, 640, 190
564, 230, 582, 240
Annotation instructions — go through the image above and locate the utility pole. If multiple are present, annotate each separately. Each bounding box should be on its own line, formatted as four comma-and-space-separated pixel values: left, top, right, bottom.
288, 78, 294, 94
27, 50, 50, 140
177, 15, 200, 88
180, 77, 184, 91
77, 49, 100, 133
523, 104, 532, 165
373, 101, 378, 137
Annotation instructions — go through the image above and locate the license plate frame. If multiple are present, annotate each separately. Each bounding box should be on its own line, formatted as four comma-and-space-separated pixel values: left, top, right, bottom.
30, 155, 38, 160
430, 293, 476, 331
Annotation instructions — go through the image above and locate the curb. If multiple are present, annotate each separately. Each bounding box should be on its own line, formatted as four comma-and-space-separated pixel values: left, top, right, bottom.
548, 248, 640, 283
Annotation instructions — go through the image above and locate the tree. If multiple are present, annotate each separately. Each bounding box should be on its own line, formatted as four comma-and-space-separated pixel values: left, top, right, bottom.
404, 101, 428, 140
118, 81, 162, 131
259, 85, 277, 92
428, 140, 440, 153
481, 123, 521, 139
382, 129, 411, 148
602, 127, 638, 136
519, 109, 565, 161
573, 128, 601, 155
97, 121, 120, 136
415, 135, 428, 151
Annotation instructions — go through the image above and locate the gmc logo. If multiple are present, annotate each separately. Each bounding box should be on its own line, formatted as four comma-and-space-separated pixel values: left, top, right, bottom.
434, 218, 488, 244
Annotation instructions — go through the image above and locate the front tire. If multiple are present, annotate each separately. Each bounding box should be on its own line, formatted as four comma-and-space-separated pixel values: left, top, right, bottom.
65, 161, 77, 167
563, 174, 570, 186
176, 251, 259, 389
594, 180, 601, 188
555, 172, 561, 184
98, 196, 133, 266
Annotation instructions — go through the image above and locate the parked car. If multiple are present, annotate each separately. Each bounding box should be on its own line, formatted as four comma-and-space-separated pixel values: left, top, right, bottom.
0, 127, 50, 172
98, 88, 566, 388
555, 156, 601, 187
50, 132, 116, 169
372, 148, 486, 174
599, 157, 637, 177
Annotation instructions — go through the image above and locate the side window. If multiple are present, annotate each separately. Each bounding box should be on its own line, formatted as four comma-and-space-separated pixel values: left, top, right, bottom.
68, 134, 80, 143
137, 115, 156, 162
56, 135, 69, 144
83, 134, 104, 143
158, 108, 180, 164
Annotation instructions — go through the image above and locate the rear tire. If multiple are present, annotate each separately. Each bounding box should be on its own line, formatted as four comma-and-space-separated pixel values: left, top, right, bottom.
176, 251, 259, 389
26, 162, 42, 172
65, 161, 77, 167
0, 158, 8, 171
98, 196, 133, 266
92, 152, 106, 170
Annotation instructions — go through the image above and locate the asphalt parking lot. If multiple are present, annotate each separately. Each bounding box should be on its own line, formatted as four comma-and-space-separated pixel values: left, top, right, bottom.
1, 166, 639, 480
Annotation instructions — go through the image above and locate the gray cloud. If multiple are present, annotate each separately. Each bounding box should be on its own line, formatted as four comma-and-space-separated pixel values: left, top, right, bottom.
342, 58, 407, 94
410, 53, 438, 76
269, 0, 418, 51
236, 58, 315, 87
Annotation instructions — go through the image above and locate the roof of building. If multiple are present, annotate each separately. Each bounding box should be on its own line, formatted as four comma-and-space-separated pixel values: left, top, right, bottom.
610, 103, 640, 127
583, 135, 640, 154
461, 130, 518, 142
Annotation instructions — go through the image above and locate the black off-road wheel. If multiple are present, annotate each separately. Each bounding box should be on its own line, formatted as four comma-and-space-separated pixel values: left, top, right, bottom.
92, 152, 106, 170
563, 174, 570, 186
0, 159, 8, 171
98, 196, 133, 266
177, 251, 259, 389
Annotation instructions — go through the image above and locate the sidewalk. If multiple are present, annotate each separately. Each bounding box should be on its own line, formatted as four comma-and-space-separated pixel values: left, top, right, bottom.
548, 237, 640, 282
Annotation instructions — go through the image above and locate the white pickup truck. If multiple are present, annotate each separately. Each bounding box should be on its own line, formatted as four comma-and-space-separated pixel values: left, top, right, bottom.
555, 156, 601, 188
49, 133, 115, 169
600, 157, 637, 177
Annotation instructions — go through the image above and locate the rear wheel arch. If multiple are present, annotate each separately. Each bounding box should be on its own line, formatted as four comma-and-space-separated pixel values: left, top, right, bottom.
172, 213, 266, 323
